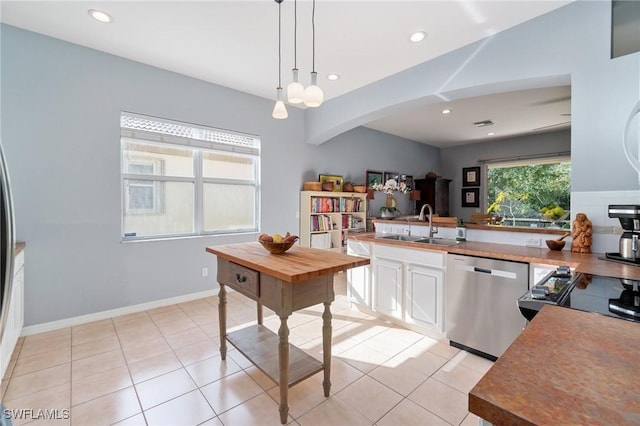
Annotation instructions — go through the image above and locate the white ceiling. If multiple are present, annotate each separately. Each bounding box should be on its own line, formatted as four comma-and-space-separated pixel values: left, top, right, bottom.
0, 0, 573, 146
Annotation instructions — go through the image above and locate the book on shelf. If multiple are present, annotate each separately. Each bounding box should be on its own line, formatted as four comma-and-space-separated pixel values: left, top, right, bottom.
311, 215, 333, 232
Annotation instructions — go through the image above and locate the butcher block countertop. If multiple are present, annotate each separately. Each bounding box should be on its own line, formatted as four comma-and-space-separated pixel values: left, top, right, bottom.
205, 242, 369, 283
469, 305, 640, 425
349, 233, 640, 281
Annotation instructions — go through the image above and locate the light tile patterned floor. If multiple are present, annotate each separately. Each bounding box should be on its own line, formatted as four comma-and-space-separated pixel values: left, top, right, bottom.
1, 273, 493, 426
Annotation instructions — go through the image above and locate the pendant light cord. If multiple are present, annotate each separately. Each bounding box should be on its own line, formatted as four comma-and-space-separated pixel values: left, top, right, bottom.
293, 0, 297, 69
278, 0, 282, 88
311, 0, 316, 73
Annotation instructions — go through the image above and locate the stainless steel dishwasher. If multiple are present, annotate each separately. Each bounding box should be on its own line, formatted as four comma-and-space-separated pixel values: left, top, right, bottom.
445, 254, 529, 360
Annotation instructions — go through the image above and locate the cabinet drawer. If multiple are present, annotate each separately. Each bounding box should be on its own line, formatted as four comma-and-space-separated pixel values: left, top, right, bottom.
228, 262, 260, 297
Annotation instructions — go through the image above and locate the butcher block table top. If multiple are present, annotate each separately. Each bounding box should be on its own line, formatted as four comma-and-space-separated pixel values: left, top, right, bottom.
469, 305, 640, 425
205, 242, 369, 283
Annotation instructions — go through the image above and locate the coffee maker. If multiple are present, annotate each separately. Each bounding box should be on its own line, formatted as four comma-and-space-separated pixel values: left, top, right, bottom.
607, 205, 640, 264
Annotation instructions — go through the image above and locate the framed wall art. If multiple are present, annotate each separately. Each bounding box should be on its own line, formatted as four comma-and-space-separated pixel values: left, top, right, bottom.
319, 174, 343, 192
384, 171, 399, 183
366, 170, 383, 188
462, 188, 480, 208
462, 166, 481, 187
404, 175, 414, 190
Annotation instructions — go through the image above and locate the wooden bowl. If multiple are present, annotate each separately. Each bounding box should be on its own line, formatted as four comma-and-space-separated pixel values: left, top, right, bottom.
303, 181, 322, 191
546, 239, 566, 251
259, 240, 296, 254
321, 181, 334, 191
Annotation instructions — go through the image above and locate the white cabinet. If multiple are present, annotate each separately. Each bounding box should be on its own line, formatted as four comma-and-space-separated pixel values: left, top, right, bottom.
405, 264, 444, 330
373, 258, 403, 318
346, 240, 371, 307
366, 243, 446, 334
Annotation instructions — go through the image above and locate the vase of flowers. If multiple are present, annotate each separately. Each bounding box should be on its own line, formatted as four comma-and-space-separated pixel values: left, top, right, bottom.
370, 179, 411, 218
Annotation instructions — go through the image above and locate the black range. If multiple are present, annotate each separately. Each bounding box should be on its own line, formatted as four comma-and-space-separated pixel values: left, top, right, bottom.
518, 268, 640, 323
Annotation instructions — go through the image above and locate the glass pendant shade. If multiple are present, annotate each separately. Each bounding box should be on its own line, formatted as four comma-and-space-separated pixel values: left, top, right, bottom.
303, 72, 324, 108
287, 69, 304, 104
272, 88, 288, 119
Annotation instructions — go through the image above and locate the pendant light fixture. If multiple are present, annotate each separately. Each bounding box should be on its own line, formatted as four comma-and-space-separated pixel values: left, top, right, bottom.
303, 0, 324, 108
286, 0, 304, 104
272, 0, 288, 119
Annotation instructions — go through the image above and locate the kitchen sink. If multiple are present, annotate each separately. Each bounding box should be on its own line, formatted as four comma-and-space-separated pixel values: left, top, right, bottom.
378, 235, 424, 242
414, 238, 460, 246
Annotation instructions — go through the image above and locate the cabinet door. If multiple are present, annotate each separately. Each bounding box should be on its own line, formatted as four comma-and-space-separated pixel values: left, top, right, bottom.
347, 241, 371, 307
405, 264, 444, 332
373, 258, 403, 318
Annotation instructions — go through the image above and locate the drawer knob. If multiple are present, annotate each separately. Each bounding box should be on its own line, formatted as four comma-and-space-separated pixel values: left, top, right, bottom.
235, 273, 247, 283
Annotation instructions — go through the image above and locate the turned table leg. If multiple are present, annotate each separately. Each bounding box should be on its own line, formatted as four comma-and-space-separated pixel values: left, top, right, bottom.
322, 301, 333, 397
278, 315, 290, 424
218, 283, 227, 360
257, 301, 263, 325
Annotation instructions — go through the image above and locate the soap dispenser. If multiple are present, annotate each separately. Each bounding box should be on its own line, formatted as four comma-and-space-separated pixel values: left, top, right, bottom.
456, 219, 467, 242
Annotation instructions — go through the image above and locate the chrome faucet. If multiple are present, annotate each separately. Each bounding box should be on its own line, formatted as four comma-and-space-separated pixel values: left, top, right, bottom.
418, 203, 436, 238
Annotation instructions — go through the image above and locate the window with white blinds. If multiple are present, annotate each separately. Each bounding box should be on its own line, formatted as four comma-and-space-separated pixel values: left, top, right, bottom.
120, 112, 260, 240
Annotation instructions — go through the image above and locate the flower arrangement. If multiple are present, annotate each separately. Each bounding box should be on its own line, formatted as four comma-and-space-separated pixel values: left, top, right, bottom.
370, 179, 411, 194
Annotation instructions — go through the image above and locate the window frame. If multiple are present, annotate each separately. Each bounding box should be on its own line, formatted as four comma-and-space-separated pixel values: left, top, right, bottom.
120, 113, 261, 241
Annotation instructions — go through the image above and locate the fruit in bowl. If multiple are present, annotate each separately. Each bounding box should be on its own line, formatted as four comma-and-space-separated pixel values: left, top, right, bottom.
258, 232, 299, 254
540, 205, 569, 221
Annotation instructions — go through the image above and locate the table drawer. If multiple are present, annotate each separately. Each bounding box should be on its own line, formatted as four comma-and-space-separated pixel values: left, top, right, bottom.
228, 262, 260, 297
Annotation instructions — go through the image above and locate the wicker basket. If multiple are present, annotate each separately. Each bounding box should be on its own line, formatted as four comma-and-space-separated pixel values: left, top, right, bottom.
353, 185, 366, 193
303, 181, 322, 191
259, 240, 296, 254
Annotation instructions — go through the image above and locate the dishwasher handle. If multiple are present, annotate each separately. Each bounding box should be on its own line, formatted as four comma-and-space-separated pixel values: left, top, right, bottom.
473, 267, 492, 274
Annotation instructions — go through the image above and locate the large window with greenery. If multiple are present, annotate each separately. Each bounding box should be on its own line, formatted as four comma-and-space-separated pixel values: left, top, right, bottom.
120, 113, 260, 240
486, 158, 570, 228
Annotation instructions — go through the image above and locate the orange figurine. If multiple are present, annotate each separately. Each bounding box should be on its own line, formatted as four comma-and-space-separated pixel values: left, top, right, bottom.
571, 212, 593, 254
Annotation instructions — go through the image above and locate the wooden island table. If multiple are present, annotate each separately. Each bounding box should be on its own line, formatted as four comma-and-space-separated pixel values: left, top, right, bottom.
205, 242, 369, 424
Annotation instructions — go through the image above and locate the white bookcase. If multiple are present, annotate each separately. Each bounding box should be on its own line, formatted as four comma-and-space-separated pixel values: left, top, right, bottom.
300, 191, 367, 252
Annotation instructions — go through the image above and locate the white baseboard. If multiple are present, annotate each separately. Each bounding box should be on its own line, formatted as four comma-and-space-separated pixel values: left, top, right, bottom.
21, 289, 220, 336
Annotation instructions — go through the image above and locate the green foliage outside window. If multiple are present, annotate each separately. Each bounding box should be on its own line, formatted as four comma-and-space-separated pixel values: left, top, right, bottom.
487, 162, 571, 226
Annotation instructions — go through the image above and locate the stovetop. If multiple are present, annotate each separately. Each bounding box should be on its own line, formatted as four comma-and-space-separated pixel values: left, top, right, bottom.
605, 252, 640, 265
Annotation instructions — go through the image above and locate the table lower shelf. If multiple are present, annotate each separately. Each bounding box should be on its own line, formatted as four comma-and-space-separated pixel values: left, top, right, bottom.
227, 325, 324, 387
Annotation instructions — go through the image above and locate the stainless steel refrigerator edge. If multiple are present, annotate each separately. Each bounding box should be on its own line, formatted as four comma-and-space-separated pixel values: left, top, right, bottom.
0, 142, 16, 348
445, 254, 528, 360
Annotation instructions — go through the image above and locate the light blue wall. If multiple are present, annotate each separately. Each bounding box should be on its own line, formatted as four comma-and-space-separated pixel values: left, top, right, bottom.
306, 0, 640, 192
0, 25, 437, 326
440, 130, 571, 221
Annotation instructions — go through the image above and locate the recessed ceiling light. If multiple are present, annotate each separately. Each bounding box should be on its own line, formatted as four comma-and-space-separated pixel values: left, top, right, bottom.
88, 9, 112, 23
487, 132, 496, 136
327, 74, 340, 81
441, 109, 452, 114
409, 31, 426, 43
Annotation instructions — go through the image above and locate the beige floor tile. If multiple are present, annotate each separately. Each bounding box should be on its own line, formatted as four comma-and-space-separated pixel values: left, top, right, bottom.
12, 347, 71, 377
114, 317, 157, 334
296, 396, 371, 426
198, 322, 221, 339
71, 321, 116, 346
128, 351, 182, 384
111, 311, 150, 324
336, 375, 403, 423
146, 304, 180, 316
200, 370, 263, 414
70, 386, 141, 426
368, 358, 429, 396
111, 413, 147, 426
71, 350, 126, 382
134, 368, 196, 410
407, 378, 469, 426
338, 343, 390, 374
156, 317, 198, 337
388, 344, 449, 377
243, 366, 277, 391
5, 364, 71, 401
218, 393, 293, 426
185, 354, 242, 388
143, 390, 215, 426
3, 383, 70, 426
116, 324, 163, 347
174, 339, 218, 366
198, 417, 223, 426
376, 398, 450, 426
432, 361, 484, 395
20, 333, 71, 359
71, 335, 121, 361
326, 358, 365, 395
148, 307, 189, 324
71, 365, 132, 406
448, 350, 495, 375
226, 349, 253, 370
163, 327, 208, 350
461, 412, 481, 426
121, 337, 172, 365
266, 373, 327, 419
